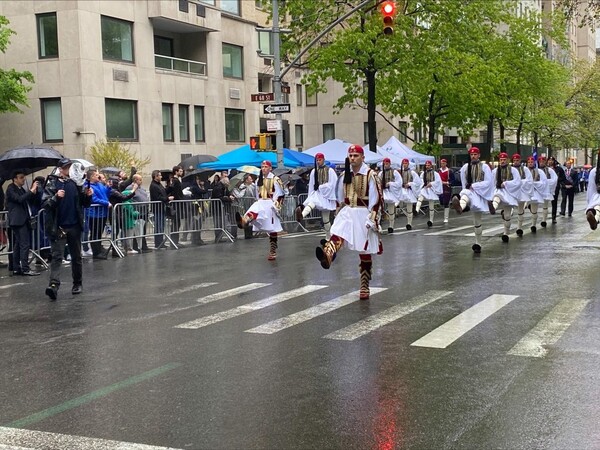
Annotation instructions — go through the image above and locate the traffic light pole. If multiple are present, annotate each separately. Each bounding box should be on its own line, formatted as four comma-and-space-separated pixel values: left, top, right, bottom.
272, 0, 284, 168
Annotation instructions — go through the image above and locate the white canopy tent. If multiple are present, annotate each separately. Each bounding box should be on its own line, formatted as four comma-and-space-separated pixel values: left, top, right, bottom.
304, 139, 383, 165
380, 136, 432, 165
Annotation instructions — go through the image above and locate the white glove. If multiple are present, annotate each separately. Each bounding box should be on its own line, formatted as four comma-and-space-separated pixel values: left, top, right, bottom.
365, 217, 376, 229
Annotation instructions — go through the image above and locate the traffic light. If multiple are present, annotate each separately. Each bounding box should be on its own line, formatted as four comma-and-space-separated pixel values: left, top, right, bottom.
250, 136, 259, 150
250, 134, 268, 150
381, 1, 395, 36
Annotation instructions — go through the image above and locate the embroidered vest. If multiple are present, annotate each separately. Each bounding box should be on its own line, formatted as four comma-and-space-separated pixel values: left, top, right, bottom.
344, 171, 372, 207
529, 167, 540, 182
259, 177, 276, 199
316, 166, 329, 185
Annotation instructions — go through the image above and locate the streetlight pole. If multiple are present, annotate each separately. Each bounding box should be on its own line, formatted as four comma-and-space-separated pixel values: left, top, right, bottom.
272, 0, 284, 168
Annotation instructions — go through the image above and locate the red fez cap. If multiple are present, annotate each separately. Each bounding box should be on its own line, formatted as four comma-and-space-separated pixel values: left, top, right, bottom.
315, 153, 325, 159
262, 160, 272, 167
499, 152, 509, 159
512, 153, 521, 160
527, 156, 535, 162
468, 147, 480, 155
383, 157, 391, 164
348, 144, 364, 154
425, 160, 432, 166
441, 159, 447, 163
402, 158, 409, 164
538, 156, 546, 162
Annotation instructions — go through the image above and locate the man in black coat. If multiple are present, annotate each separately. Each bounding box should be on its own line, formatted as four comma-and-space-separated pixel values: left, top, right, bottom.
547, 156, 565, 224
41, 159, 93, 300
167, 165, 184, 245
6, 170, 40, 276
149, 170, 173, 249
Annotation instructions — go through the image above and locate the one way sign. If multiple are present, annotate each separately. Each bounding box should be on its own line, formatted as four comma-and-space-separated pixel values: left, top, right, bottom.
263, 103, 291, 114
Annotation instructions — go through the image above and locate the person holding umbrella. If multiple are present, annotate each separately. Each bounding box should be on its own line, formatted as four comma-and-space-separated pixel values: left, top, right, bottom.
41, 158, 92, 301
6, 170, 41, 276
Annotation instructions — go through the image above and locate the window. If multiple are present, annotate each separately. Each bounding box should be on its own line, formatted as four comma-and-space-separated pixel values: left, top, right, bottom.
296, 84, 303, 106
306, 91, 317, 106
399, 121, 408, 143
221, 0, 240, 15
222, 43, 243, 79
41, 98, 63, 142
194, 106, 205, 142
37, 13, 58, 58
178, 0, 189, 12
323, 124, 335, 142
257, 30, 272, 56
154, 36, 173, 56
413, 126, 422, 143
225, 109, 245, 142
101, 16, 133, 62
295, 125, 303, 147
179, 105, 189, 142
162, 104, 173, 142
105, 99, 138, 141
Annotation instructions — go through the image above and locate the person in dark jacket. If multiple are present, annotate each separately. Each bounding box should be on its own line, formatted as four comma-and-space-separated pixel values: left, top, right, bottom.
211, 175, 236, 242
190, 175, 208, 245
149, 170, 173, 249
167, 165, 184, 245
6, 170, 40, 276
547, 157, 565, 224
41, 158, 93, 300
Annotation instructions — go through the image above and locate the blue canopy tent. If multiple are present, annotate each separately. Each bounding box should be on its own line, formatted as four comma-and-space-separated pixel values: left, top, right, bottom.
198, 145, 314, 170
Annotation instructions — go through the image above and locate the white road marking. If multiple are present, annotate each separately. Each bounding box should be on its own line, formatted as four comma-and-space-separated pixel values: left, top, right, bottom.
324, 290, 453, 341
245, 288, 387, 334
507, 298, 590, 358
411, 294, 519, 348
0, 426, 182, 450
197, 283, 271, 305
281, 231, 326, 239
166, 282, 218, 296
0, 283, 26, 290
175, 285, 327, 329
462, 224, 505, 236
424, 225, 473, 236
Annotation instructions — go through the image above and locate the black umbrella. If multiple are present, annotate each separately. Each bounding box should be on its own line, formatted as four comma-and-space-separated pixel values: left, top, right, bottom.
0, 145, 63, 179
179, 154, 217, 171
182, 168, 215, 181
99, 166, 122, 175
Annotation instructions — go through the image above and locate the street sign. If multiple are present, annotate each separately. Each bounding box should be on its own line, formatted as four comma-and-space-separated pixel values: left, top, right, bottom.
266, 120, 282, 131
263, 103, 291, 114
251, 93, 274, 102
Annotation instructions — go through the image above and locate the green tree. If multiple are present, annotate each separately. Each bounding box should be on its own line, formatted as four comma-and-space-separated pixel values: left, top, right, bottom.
0, 16, 34, 113
87, 139, 151, 174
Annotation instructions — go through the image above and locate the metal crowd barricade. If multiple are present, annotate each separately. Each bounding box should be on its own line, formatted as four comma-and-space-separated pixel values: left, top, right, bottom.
0, 211, 10, 265
112, 200, 176, 254
169, 198, 234, 245
221, 196, 253, 240
295, 193, 320, 231
280, 194, 308, 232
29, 209, 50, 268
84, 203, 123, 257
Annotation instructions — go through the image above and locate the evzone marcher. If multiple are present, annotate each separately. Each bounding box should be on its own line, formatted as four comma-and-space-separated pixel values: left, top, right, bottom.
295, 152, 338, 239
585, 151, 600, 230
398, 158, 422, 230
537, 156, 558, 228
437, 158, 455, 223
378, 157, 402, 233
451, 146, 495, 253
316, 144, 383, 300
526, 156, 548, 233
511, 153, 534, 236
415, 160, 443, 228
236, 160, 285, 260
490, 152, 521, 243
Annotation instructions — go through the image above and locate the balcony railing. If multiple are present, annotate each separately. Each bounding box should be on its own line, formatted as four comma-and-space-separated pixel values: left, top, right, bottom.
155, 54, 206, 76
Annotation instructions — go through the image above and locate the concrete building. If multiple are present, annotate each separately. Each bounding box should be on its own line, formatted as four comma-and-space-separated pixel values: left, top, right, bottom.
0, 0, 595, 169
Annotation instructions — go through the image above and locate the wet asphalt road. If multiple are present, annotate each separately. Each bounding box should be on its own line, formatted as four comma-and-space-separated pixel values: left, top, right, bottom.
0, 195, 599, 449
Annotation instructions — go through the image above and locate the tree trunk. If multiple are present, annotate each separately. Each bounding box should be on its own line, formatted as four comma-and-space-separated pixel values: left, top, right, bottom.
498, 119, 506, 152
366, 67, 377, 153
487, 116, 494, 151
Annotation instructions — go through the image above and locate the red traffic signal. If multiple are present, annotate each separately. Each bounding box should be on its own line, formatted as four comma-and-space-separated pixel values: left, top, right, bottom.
381, 1, 396, 35
250, 136, 259, 150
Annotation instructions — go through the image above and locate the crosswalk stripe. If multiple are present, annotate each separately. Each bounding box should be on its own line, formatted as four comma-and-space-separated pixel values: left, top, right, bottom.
167, 282, 218, 297
424, 225, 473, 236
245, 287, 387, 334
411, 294, 519, 348
197, 283, 271, 305
507, 298, 590, 358
324, 290, 453, 341
175, 285, 327, 329
0, 426, 182, 449
0, 283, 26, 290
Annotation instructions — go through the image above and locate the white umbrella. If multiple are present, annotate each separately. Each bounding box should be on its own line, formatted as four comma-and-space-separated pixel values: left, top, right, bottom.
72, 158, 95, 168
304, 139, 383, 164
